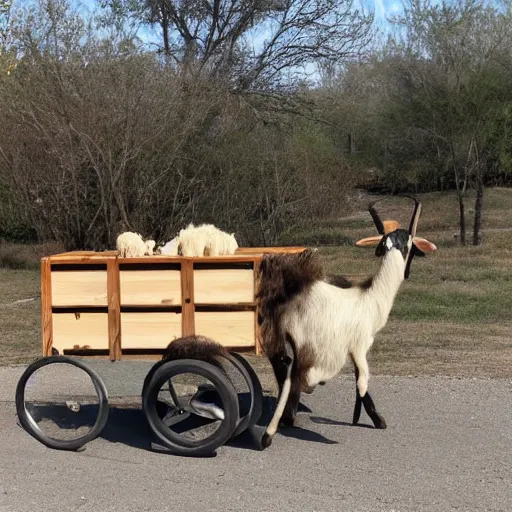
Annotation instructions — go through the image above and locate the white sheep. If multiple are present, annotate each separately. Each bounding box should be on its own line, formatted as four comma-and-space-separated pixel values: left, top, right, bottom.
175, 223, 238, 257
116, 232, 156, 257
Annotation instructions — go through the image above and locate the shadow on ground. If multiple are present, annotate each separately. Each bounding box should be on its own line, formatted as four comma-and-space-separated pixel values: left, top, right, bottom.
19, 394, 355, 455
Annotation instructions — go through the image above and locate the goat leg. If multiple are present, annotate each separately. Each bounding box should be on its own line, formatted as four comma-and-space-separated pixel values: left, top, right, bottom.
281, 386, 301, 427
361, 392, 387, 429
351, 356, 386, 429
262, 339, 295, 448
352, 359, 363, 425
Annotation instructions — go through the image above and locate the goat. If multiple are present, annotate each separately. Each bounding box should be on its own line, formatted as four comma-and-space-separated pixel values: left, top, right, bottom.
116, 232, 156, 257
256, 197, 437, 447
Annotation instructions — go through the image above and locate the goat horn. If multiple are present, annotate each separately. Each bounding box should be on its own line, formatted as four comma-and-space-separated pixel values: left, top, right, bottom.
368, 201, 385, 235
402, 195, 422, 237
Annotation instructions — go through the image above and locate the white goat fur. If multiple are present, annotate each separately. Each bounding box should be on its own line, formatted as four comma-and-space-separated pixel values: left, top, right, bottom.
116, 232, 156, 257
282, 242, 408, 399
177, 223, 238, 257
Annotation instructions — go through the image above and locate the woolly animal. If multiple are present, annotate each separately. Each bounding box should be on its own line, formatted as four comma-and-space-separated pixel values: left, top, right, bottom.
177, 223, 238, 257
159, 237, 179, 256
256, 197, 437, 447
116, 232, 156, 257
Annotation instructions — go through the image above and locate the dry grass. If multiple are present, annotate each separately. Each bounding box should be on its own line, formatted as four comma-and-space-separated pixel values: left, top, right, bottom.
0, 269, 42, 365
1, 188, 512, 377
314, 187, 512, 378
0, 241, 65, 270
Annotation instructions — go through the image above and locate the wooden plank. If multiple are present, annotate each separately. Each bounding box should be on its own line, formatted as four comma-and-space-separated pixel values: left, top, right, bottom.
49, 251, 117, 263
195, 311, 255, 347
41, 258, 53, 357
52, 312, 109, 353
48, 247, 305, 264
120, 312, 182, 349
194, 304, 255, 312
51, 270, 108, 307
235, 246, 306, 254
180, 260, 195, 336
107, 259, 121, 361
120, 255, 261, 264
120, 270, 181, 305
194, 268, 254, 304
63, 348, 257, 360
253, 260, 262, 356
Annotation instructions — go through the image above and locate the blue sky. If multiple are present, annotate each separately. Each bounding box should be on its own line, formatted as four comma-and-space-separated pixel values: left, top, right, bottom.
70, 0, 405, 35
10, 0, 405, 56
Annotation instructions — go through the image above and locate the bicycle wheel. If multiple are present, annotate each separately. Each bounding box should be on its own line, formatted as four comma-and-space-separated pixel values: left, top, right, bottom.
216, 351, 264, 437
142, 359, 239, 457
15, 356, 109, 451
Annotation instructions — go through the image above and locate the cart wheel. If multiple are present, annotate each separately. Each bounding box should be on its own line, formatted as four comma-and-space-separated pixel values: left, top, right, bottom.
142, 359, 239, 457
216, 352, 264, 437
15, 356, 109, 451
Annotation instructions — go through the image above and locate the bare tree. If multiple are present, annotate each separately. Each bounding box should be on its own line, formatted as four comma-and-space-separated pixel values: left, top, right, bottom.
101, 0, 374, 89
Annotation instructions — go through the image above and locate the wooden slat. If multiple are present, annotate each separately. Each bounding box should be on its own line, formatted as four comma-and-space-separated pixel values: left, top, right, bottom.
194, 269, 254, 304
195, 311, 255, 347
194, 304, 255, 312
120, 255, 261, 264
49, 251, 118, 263
41, 258, 53, 357
108, 259, 121, 360
235, 246, 306, 254
52, 312, 109, 353
51, 270, 108, 306
253, 260, 262, 356
63, 348, 257, 360
181, 260, 195, 336
46, 247, 305, 264
120, 270, 181, 305
120, 312, 182, 349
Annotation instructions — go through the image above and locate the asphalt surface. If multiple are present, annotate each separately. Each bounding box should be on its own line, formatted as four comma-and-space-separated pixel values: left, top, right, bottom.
0, 362, 511, 512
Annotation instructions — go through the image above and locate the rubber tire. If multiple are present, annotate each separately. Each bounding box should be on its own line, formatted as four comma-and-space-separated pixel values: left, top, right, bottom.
142, 359, 239, 457
15, 356, 110, 451
221, 352, 264, 436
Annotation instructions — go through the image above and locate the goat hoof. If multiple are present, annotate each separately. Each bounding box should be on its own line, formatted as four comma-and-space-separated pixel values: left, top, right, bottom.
297, 402, 312, 413
373, 415, 387, 429
280, 416, 295, 427
261, 434, 273, 449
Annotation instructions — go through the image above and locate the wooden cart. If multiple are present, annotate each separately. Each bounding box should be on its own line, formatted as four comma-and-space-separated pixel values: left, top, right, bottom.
40, 246, 306, 361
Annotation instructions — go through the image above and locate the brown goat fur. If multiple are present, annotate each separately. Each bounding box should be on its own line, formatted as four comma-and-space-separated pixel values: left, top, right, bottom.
141, 335, 230, 397
257, 250, 323, 352
162, 335, 230, 364
256, 249, 323, 425
327, 274, 374, 290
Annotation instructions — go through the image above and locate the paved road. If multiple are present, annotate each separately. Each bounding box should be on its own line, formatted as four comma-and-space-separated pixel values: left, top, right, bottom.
0, 363, 511, 512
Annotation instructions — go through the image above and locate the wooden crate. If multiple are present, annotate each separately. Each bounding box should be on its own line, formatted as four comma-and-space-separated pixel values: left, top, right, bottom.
41, 246, 306, 360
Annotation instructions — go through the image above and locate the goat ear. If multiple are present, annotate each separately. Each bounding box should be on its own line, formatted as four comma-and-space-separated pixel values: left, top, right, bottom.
355, 235, 383, 247
413, 237, 437, 253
